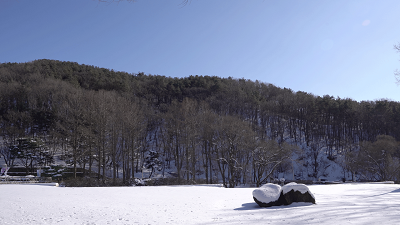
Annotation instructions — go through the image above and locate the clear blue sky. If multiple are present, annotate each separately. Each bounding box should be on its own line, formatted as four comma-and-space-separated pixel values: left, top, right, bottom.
1, 0, 400, 102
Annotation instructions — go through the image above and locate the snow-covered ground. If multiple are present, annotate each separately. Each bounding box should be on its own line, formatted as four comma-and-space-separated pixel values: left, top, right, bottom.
1, 183, 400, 225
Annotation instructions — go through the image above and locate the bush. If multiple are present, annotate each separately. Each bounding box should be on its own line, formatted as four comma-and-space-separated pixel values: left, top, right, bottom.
63, 177, 127, 187
134, 177, 208, 186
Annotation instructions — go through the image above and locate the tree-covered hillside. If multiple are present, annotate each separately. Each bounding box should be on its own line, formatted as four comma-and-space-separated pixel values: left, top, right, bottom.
1, 59, 400, 186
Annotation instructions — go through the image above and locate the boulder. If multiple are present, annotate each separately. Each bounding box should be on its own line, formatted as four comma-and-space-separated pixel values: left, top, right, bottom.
252, 183, 282, 207
281, 182, 315, 205
252, 182, 315, 207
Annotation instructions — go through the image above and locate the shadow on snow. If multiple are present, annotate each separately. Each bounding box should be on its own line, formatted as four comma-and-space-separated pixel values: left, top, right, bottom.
234, 202, 314, 211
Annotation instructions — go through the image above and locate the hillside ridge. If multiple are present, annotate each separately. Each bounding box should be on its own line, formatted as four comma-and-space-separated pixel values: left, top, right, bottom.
1, 59, 399, 185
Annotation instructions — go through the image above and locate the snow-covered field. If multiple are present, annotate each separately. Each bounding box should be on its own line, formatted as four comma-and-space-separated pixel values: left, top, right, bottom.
1, 183, 400, 225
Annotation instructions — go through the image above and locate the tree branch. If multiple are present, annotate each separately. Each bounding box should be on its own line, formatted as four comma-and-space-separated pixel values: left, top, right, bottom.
395, 43, 400, 85
395, 43, 400, 53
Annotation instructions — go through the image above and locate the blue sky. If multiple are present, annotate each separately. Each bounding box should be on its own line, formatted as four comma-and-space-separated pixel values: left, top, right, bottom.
1, 0, 400, 102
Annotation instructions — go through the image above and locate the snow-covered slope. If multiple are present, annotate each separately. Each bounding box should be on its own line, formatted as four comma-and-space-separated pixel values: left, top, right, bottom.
1, 183, 400, 224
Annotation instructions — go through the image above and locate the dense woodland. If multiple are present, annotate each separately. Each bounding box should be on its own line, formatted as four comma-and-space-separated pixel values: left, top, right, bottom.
1, 59, 400, 186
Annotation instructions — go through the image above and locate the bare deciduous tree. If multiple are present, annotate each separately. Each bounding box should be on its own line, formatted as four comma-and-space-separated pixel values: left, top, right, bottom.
254, 140, 297, 187
395, 43, 400, 84
355, 135, 400, 181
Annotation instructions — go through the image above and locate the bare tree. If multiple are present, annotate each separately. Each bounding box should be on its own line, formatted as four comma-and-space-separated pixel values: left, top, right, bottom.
356, 135, 400, 181
254, 140, 296, 187
213, 115, 255, 188
395, 43, 400, 84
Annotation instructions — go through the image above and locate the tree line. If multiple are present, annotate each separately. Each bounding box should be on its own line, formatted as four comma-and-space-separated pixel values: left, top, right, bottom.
1, 59, 400, 186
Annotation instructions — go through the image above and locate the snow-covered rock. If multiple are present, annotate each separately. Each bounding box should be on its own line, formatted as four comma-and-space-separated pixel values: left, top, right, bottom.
253, 182, 315, 207
282, 182, 314, 197
281, 182, 315, 205
252, 183, 283, 207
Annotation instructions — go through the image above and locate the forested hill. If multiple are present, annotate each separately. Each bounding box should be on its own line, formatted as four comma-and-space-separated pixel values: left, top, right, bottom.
1, 59, 400, 186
